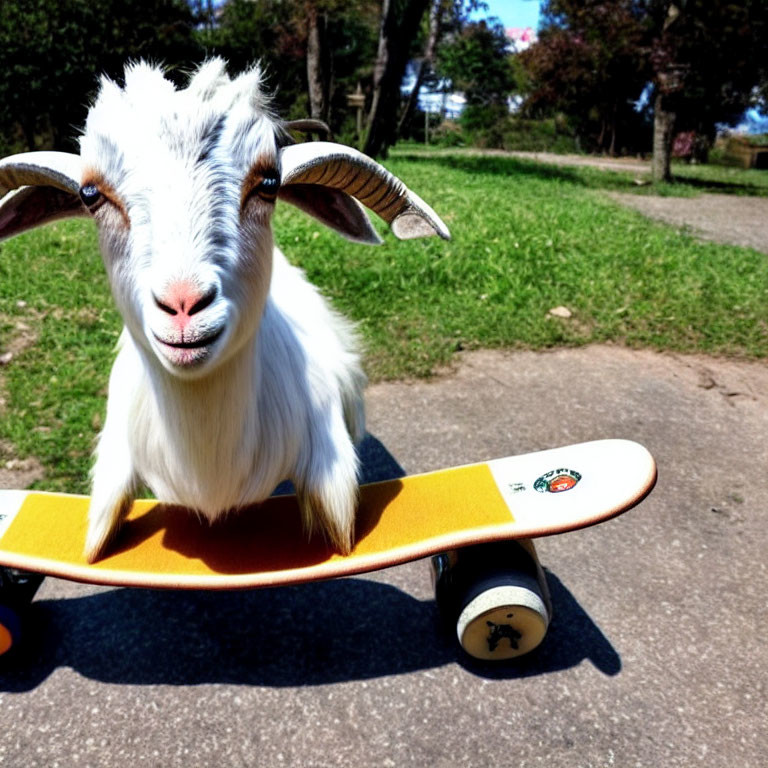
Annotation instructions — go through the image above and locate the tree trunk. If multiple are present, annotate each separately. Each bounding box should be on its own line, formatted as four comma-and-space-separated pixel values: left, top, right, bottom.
398, 0, 443, 136
306, 1, 330, 124
652, 89, 676, 183
365, 0, 395, 157
364, 0, 431, 158
651, 3, 683, 182
20, 119, 36, 152
608, 101, 618, 157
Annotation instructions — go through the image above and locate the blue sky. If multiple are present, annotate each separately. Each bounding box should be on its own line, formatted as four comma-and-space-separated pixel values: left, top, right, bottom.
473, 0, 541, 29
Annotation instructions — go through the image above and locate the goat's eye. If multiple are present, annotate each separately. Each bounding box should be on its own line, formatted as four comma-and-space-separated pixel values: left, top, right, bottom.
256, 173, 280, 202
79, 184, 103, 209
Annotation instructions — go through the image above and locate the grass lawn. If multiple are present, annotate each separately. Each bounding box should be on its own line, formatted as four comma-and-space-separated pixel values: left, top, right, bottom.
1, 150, 767, 491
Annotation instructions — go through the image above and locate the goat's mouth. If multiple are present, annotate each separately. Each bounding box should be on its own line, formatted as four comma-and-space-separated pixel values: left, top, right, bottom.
152, 327, 225, 368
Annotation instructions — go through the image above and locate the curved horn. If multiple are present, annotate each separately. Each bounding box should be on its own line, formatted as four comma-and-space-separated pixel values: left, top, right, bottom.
0, 151, 81, 197
279, 142, 450, 241
0, 152, 85, 242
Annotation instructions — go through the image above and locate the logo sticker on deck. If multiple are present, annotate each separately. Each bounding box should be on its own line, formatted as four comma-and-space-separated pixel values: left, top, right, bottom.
534, 468, 582, 494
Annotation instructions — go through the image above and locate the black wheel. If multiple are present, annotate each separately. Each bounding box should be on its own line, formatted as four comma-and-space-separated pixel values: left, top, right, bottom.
432, 540, 551, 661
0, 567, 45, 657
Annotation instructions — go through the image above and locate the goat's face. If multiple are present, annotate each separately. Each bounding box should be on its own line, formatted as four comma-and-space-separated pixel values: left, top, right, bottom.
0, 62, 451, 380
79, 62, 280, 378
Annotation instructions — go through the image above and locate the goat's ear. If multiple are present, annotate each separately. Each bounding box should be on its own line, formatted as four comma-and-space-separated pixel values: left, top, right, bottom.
0, 152, 86, 242
279, 142, 451, 244
278, 184, 383, 245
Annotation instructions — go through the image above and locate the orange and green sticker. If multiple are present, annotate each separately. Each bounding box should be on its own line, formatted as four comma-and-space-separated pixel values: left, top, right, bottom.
534, 468, 582, 494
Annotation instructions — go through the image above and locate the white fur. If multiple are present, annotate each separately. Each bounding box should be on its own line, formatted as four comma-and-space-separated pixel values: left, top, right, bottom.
79, 61, 366, 560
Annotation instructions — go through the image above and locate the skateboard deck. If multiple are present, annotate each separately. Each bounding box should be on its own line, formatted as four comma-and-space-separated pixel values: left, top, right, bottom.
0, 439, 655, 591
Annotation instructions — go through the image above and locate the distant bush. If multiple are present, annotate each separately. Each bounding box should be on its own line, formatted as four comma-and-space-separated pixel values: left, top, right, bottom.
430, 121, 466, 147
498, 117, 580, 153
428, 115, 580, 154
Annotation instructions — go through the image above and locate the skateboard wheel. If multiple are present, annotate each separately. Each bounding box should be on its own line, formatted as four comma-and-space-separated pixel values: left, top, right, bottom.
432, 540, 552, 661
456, 579, 549, 661
0, 604, 22, 657
0, 568, 45, 658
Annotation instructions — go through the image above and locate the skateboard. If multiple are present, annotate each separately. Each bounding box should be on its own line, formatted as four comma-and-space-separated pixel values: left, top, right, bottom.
0, 439, 655, 662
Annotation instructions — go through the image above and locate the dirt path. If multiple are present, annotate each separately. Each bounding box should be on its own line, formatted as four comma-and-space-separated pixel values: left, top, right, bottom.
508, 151, 768, 254
609, 191, 768, 253
507, 149, 652, 175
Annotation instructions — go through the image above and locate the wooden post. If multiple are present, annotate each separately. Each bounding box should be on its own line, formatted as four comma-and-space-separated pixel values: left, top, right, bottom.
346, 82, 366, 141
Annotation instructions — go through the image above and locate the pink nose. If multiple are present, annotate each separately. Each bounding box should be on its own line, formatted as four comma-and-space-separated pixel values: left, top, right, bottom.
153, 282, 217, 331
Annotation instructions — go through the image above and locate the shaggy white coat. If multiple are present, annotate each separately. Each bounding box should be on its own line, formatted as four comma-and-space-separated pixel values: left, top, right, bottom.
80, 61, 365, 559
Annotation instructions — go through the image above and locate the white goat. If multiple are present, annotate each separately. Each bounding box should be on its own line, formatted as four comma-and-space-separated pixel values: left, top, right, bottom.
0, 59, 449, 562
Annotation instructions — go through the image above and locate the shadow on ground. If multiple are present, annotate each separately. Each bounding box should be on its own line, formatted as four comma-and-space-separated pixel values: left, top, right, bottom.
0, 572, 619, 690
665, 173, 768, 196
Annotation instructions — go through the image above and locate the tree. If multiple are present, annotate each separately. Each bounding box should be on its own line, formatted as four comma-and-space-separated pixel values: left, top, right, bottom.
202, 0, 307, 117
398, 0, 444, 136
520, 1, 768, 177
520, 1, 648, 155
398, 0, 485, 136
640, 0, 768, 181
206, 0, 379, 135
437, 19, 517, 136
0, 0, 201, 152
305, 1, 331, 123
364, 0, 432, 158
298, 0, 380, 131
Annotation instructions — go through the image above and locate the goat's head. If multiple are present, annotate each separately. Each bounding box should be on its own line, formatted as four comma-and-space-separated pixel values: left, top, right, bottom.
0, 59, 450, 379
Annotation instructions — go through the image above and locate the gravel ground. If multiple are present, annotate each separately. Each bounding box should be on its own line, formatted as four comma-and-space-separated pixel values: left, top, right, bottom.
608, 192, 768, 254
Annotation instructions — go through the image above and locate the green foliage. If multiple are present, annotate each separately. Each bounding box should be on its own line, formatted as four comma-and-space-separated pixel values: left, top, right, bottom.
425, 116, 579, 153
201, 0, 308, 118
521, 1, 650, 155
746, 134, 768, 148
522, 0, 768, 157
201, 0, 380, 121
0, 0, 381, 150
192, 0, 382, 132
429, 121, 466, 147
437, 19, 516, 135
642, 0, 768, 143
498, 118, 580, 153
0, 0, 203, 152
